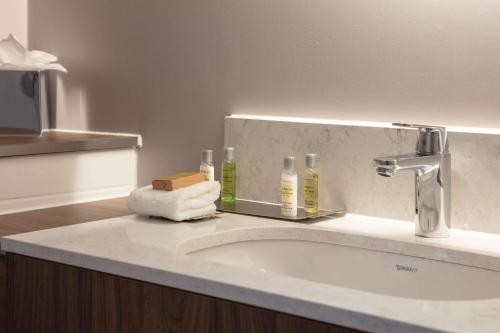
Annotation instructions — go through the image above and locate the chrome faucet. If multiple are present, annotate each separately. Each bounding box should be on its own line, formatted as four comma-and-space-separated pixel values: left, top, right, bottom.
373, 124, 451, 238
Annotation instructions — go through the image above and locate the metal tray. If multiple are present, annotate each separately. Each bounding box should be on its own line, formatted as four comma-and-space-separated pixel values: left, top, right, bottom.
216, 199, 345, 222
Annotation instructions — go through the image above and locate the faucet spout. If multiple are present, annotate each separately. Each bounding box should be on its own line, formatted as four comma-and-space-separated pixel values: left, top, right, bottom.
372, 123, 451, 238
373, 153, 441, 177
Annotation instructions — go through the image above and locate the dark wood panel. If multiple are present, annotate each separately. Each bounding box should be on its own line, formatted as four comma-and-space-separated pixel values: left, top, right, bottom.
0, 256, 4, 333
7, 253, 362, 333
0, 197, 131, 333
0, 197, 130, 237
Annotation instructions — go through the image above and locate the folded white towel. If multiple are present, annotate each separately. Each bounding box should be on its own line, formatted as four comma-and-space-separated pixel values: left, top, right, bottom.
128, 181, 220, 221
160, 204, 217, 222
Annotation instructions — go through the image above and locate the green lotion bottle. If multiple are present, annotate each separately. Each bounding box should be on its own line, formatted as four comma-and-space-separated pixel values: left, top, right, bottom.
304, 153, 319, 214
221, 147, 236, 202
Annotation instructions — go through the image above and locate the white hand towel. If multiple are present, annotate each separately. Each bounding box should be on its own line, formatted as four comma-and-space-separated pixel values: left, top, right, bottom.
128, 181, 220, 221
164, 204, 217, 222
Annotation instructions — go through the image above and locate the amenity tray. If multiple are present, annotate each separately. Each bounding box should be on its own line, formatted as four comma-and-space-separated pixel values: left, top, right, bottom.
216, 199, 345, 222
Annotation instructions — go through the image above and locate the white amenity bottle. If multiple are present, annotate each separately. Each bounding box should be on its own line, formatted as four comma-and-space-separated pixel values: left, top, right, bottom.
200, 149, 215, 181
281, 156, 298, 217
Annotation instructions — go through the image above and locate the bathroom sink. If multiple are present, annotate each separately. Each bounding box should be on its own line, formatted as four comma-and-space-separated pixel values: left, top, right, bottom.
183, 228, 500, 301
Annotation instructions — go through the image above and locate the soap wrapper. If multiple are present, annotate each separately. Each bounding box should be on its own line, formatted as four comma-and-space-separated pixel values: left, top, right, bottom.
0, 34, 67, 73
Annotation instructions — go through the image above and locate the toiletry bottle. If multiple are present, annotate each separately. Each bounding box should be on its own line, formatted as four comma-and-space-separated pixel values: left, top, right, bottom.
281, 156, 298, 217
200, 149, 214, 181
304, 154, 319, 214
221, 147, 236, 202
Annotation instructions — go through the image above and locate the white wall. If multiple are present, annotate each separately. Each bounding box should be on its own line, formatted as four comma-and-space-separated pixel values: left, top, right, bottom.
0, 149, 137, 214
27, 0, 500, 185
0, 0, 27, 45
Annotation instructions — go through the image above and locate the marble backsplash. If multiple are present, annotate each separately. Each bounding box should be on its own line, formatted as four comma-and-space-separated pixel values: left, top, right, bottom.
224, 116, 500, 234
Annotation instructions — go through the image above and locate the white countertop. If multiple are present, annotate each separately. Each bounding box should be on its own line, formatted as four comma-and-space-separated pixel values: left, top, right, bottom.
3, 213, 500, 333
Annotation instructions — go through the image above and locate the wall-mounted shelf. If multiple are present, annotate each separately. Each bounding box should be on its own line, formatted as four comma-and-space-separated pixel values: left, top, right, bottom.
0, 130, 141, 157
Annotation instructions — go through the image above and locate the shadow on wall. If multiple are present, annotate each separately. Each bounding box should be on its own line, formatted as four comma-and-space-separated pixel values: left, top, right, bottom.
48, 72, 89, 130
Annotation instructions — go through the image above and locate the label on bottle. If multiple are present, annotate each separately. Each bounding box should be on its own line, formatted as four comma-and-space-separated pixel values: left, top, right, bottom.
304, 173, 318, 210
281, 178, 297, 216
200, 165, 214, 181
222, 163, 236, 199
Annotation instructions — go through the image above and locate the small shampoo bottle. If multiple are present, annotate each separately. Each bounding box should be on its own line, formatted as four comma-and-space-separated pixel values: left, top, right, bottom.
304, 154, 319, 214
200, 149, 214, 181
221, 147, 236, 202
281, 156, 298, 217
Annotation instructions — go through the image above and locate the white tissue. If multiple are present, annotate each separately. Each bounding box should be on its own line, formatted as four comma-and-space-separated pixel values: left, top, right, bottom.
0, 34, 67, 73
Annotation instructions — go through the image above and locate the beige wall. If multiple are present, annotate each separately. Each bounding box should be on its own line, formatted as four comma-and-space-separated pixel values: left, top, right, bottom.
28, 0, 500, 185
0, 0, 27, 45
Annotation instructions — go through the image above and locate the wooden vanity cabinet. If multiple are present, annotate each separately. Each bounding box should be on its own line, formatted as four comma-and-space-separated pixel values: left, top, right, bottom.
6, 253, 361, 333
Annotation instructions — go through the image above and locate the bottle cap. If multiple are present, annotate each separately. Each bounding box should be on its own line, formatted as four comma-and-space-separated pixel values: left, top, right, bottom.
224, 147, 234, 161
201, 149, 213, 164
305, 153, 317, 169
284, 156, 295, 171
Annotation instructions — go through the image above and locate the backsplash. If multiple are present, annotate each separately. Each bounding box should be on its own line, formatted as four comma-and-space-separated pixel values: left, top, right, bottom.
225, 116, 500, 234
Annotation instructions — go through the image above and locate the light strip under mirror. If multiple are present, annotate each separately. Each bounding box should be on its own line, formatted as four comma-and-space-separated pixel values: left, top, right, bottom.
228, 114, 500, 135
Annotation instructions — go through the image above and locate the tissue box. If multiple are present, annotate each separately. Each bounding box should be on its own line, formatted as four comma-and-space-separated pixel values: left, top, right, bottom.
0, 70, 49, 136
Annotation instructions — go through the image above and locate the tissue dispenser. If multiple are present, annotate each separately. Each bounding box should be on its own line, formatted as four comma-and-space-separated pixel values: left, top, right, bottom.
0, 70, 49, 136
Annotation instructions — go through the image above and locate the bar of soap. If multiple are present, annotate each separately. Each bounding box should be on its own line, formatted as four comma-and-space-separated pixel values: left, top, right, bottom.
152, 172, 205, 191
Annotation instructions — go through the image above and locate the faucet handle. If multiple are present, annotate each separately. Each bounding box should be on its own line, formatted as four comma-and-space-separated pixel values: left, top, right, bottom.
393, 123, 448, 154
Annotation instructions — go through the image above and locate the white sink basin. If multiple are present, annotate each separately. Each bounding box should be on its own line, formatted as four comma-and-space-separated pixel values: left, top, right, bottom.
184, 228, 500, 301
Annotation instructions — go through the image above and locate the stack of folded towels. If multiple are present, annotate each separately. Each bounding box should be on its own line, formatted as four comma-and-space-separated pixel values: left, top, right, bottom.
128, 180, 220, 221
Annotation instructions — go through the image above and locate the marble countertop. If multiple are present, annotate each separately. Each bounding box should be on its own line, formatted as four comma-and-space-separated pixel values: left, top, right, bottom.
3, 213, 500, 333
